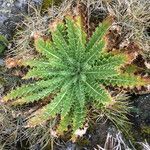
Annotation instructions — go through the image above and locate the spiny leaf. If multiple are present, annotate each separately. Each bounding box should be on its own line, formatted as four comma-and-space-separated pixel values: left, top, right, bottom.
4, 77, 63, 102
61, 88, 74, 118
57, 113, 72, 135
76, 82, 85, 108
28, 81, 72, 127
11, 83, 61, 105
22, 59, 51, 68
85, 66, 119, 80
35, 38, 61, 60
95, 53, 129, 67
23, 68, 72, 79
73, 102, 86, 133
84, 81, 112, 105
23, 58, 68, 70
51, 23, 74, 64
102, 74, 150, 88
65, 17, 78, 58
86, 16, 112, 51
84, 40, 105, 65
72, 82, 86, 134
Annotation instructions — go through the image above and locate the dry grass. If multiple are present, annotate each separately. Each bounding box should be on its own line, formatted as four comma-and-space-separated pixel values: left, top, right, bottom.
8, 0, 149, 59
138, 141, 150, 150
96, 133, 150, 150
106, 0, 150, 57
8, 0, 74, 59
103, 93, 131, 133
0, 104, 20, 149
91, 93, 131, 135
8, 5, 50, 59
87, 92, 132, 143
81, 0, 150, 58
22, 121, 57, 150
95, 131, 133, 150
0, 104, 57, 150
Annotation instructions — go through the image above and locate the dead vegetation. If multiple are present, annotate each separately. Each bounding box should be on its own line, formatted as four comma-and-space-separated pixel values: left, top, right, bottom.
8, 0, 74, 59
81, 0, 150, 58
106, 0, 150, 58
8, 0, 150, 59
95, 131, 132, 150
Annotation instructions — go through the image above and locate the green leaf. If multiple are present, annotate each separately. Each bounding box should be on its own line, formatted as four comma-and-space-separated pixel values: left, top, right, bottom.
86, 17, 112, 51
4, 77, 63, 101
84, 81, 112, 105
52, 23, 74, 64
72, 82, 86, 133
11, 82, 62, 105
76, 81, 85, 108
102, 73, 150, 87
73, 101, 86, 133
35, 38, 61, 60
27, 81, 72, 126
84, 40, 105, 65
95, 53, 128, 67
23, 68, 72, 79
61, 88, 74, 118
66, 18, 77, 58
86, 66, 119, 80
23, 59, 51, 67
23, 58, 67, 70
57, 113, 72, 134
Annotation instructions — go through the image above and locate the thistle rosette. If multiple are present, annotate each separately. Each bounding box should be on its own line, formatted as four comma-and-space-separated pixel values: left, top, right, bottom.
4, 15, 150, 136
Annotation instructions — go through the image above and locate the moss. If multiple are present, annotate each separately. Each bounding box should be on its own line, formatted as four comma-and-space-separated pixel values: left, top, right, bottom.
0, 35, 8, 54
42, 0, 63, 10
141, 126, 150, 135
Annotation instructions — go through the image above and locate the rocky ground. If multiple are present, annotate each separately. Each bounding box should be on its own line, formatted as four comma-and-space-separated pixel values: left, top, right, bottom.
0, 0, 42, 39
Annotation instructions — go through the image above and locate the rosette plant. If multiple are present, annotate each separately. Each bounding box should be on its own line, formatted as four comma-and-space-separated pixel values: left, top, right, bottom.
4, 14, 150, 137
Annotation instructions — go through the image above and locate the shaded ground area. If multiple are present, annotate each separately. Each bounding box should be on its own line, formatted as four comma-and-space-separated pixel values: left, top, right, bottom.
131, 94, 150, 144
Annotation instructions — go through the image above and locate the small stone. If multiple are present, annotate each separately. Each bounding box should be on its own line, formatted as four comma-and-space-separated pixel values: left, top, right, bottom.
145, 61, 150, 69
6, 2, 11, 7
0, 59, 4, 66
